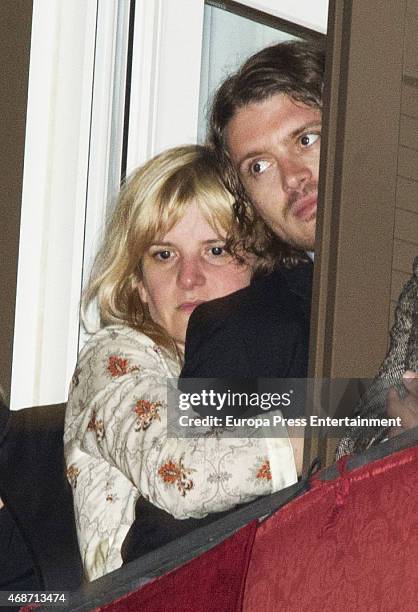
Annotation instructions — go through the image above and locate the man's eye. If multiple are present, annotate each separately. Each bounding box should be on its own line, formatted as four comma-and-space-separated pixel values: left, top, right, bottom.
250, 159, 270, 175
300, 133, 320, 147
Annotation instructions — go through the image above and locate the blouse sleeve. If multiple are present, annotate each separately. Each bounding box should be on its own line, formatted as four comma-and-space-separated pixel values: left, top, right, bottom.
65, 327, 297, 521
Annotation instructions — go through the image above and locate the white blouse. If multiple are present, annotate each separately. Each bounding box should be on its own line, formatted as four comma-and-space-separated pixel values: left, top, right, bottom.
64, 325, 297, 580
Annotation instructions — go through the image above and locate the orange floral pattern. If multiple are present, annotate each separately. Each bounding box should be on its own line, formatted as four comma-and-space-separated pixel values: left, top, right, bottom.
158, 457, 195, 496
87, 409, 105, 442
64, 325, 297, 581
256, 459, 272, 481
133, 398, 162, 431
67, 464, 80, 489
107, 354, 140, 378
107, 355, 129, 377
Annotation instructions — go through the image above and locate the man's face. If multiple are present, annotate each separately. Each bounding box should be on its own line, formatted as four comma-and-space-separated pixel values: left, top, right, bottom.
226, 94, 321, 251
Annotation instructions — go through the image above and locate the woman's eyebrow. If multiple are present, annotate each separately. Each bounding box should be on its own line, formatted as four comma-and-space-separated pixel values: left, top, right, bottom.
148, 241, 174, 247
150, 238, 224, 246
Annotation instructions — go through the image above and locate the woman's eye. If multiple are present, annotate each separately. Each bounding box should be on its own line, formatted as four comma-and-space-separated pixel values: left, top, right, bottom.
300, 133, 320, 147
154, 250, 172, 261
250, 159, 270, 175
210, 246, 225, 256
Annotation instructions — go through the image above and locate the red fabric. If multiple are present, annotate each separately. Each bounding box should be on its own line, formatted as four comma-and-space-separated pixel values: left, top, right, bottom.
97, 521, 257, 612
243, 444, 418, 612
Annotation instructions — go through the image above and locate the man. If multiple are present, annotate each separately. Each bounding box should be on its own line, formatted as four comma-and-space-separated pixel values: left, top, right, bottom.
122, 40, 417, 564
181, 40, 418, 452
182, 41, 322, 380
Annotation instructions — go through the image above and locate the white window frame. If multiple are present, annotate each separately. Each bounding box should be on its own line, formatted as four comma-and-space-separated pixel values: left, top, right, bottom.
11, 0, 130, 409
126, 0, 327, 172
126, 0, 206, 173
236, 0, 328, 33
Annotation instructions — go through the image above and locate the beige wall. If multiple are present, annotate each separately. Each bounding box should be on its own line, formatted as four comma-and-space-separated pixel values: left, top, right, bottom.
0, 1, 33, 401
389, 0, 418, 330
310, 0, 405, 382
307, 0, 409, 467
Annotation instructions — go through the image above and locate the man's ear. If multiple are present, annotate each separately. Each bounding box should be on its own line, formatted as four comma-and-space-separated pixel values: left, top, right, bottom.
137, 280, 148, 304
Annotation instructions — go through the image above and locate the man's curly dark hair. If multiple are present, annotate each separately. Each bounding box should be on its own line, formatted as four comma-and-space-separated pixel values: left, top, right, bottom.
208, 40, 325, 267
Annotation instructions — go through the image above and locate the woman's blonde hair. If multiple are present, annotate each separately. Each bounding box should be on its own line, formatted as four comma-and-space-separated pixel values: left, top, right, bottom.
83, 145, 260, 357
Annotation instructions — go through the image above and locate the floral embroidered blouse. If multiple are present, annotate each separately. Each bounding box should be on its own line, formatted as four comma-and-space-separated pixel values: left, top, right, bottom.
64, 325, 297, 581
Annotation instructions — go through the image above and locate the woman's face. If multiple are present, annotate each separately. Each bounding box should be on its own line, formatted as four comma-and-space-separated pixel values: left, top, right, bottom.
138, 201, 253, 349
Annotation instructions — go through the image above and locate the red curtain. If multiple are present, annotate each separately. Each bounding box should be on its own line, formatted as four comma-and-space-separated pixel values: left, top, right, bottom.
244, 444, 418, 612
44, 443, 418, 612
99, 521, 257, 612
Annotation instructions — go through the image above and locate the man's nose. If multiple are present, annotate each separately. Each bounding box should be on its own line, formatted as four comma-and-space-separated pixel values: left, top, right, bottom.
280, 158, 312, 192
177, 258, 206, 289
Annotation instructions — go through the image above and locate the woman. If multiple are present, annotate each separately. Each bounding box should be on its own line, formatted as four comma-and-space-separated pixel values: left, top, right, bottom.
64, 145, 300, 581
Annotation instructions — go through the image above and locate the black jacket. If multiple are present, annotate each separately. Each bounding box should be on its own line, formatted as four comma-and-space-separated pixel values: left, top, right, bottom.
181, 261, 313, 379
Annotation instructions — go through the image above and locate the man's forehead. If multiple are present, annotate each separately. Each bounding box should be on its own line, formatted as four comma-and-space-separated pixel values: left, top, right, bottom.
225, 94, 321, 162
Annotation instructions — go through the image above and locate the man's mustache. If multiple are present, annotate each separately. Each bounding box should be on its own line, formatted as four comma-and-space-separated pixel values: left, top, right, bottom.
286, 184, 318, 213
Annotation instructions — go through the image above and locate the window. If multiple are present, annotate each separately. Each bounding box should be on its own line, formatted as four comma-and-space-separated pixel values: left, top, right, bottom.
198, 3, 302, 141
11, 0, 327, 409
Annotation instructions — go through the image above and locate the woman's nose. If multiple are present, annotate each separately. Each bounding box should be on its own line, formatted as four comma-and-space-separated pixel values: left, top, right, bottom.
176, 258, 206, 289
